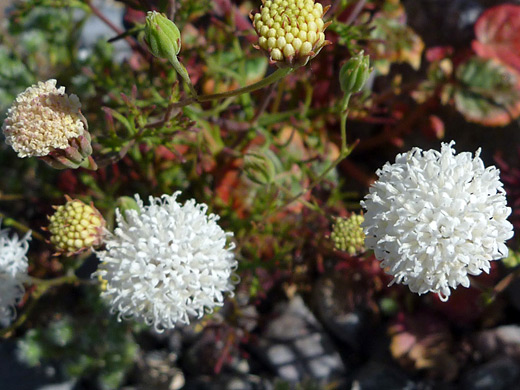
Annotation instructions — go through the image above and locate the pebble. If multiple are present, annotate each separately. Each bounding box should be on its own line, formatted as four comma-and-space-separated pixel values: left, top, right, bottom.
252, 295, 347, 383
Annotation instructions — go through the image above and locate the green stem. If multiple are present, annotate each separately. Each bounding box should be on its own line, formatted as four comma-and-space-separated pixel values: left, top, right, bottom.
198, 67, 293, 102
340, 93, 351, 153
0, 297, 38, 338
278, 185, 325, 215
0, 214, 45, 241
169, 67, 293, 109
264, 93, 354, 217
0, 275, 80, 337
29, 275, 80, 293
168, 54, 198, 98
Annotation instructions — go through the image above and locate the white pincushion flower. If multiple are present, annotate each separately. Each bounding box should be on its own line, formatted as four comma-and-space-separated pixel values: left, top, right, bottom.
0, 224, 31, 327
95, 192, 237, 331
361, 142, 513, 301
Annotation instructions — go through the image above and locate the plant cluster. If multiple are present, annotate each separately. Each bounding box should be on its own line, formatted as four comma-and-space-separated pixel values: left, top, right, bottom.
0, 0, 519, 388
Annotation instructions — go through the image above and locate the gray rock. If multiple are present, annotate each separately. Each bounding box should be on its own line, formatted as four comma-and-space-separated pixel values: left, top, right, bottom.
351, 362, 416, 390
461, 357, 520, 390
183, 374, 273, 390
37, 382, 75, 390
311, 275, 373, 353
253, 295, 346, 383
134, 350, 183, 390
78, 0, 132, 63
473, 325, 520, 361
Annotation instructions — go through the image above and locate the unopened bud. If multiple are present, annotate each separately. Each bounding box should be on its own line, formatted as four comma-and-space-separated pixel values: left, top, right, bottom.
144, 11, 181, 60
116, 196, 141, 217
251, 0, 331, 68
503, 249, 520, 268
244, 149, 282, 185
331, 214, 365, 255
339, 51, 371, 94
48, 197, 106, 256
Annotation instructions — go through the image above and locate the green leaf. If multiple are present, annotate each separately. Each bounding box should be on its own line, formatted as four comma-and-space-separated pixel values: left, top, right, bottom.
450, 57, 520, 126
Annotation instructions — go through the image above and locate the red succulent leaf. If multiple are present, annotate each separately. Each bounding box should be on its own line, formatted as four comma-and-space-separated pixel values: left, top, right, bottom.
472, 4, 520, 74
426, 46, 454, 62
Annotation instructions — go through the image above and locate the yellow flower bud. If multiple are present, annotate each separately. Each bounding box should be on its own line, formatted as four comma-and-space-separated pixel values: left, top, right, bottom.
331, 214, 365, 255
48, 197, 106, 256
251, 0, 331, 67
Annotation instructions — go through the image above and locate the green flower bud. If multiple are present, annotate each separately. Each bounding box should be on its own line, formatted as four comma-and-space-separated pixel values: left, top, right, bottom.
502, 249, 520, 268
339, 51, 371, 94
251, 0, 331, 68
244, 148, 282, 185
116, 196, 141, 216
144, 11, 181, 60
48, 197, 106, 256
331, 214, 365, 255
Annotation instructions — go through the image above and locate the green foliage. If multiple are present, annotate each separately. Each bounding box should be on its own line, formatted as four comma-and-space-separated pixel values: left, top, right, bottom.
17, 289, 138, 390
329, 20, 370, 54
0, 47, 35, 118
176, 0, 212, 24
449, 57, 520, 126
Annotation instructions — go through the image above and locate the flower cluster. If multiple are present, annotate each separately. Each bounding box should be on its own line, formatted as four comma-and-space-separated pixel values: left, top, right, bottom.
2, 79, 94, 169
251, 0, 330, 67
0, 224, 31, 327
331, 214, 365, 255
95, 192, 237, 331
361, 142, 514, 301
47, 197, 106, 256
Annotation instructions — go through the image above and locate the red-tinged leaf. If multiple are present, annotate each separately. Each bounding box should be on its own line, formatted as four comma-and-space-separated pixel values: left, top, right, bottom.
369, 7, 425, 74
472, 4, 520, 73
450, 57, 520, 126
421, 115, 445, 140
426, 46, 454, 62
214, 159, 249, 219
388, 311, 458, 380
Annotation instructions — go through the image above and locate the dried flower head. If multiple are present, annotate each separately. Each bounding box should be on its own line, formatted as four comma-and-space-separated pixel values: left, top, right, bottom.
331, 214, 365, 255
0, 223, 31, 327
95, 192, 237, 331
47, 197, 106, 256
361, 142, 514, 301
251, 0, 331, 67
2, 79, 95, 169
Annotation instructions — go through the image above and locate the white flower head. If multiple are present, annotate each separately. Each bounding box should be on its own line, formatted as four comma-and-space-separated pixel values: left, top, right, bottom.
2, 79, 86, 158
0, 223, 31, 327
361, 141, 514, 301
95, 192, 238, 331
